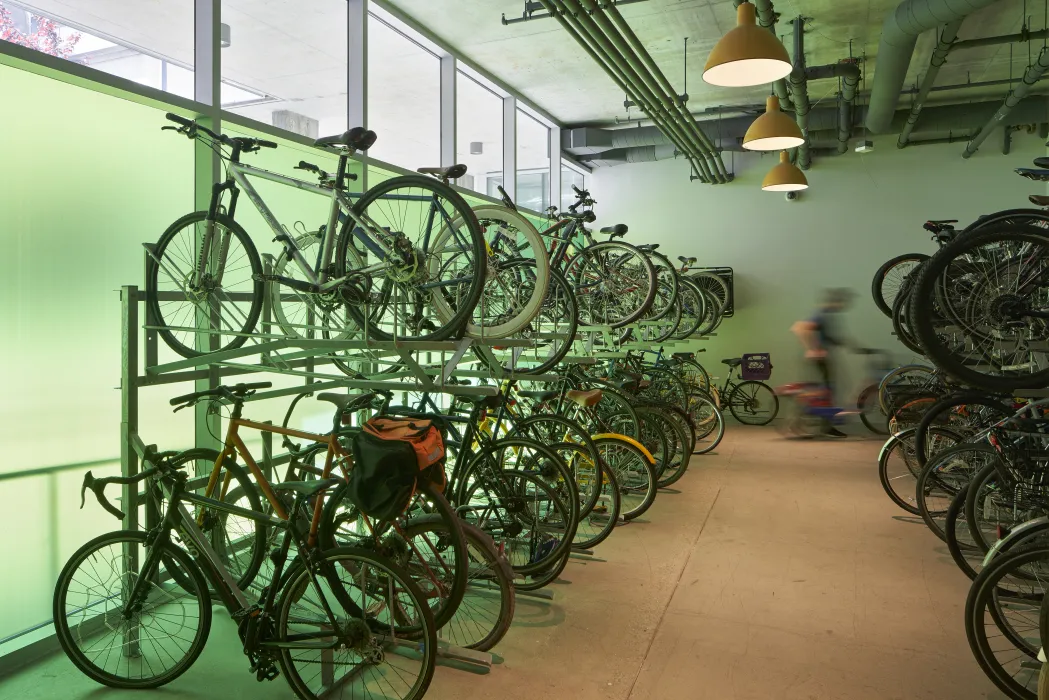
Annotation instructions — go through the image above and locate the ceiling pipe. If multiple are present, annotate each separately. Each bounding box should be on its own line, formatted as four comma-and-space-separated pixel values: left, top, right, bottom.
950, 27, 1049, 51
555, 0, 725, 182
787, 17, 812, 169
898, 20, 964, 149
538, 0, 714, 181
904, 75, 1049, 94
865, 0, 1004, 134
752, 0, 794, 111
578, 144, 678, 166
600, 0, 731, 180
963, 46, 1049, 157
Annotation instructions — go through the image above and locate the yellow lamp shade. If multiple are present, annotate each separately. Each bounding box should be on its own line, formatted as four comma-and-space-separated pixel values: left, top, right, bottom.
703, 2, 793, 87
762, 151, 808, 191
743, 96, 804, 151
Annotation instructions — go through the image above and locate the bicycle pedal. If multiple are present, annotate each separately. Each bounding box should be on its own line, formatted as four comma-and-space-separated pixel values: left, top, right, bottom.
255, 665, 280, 682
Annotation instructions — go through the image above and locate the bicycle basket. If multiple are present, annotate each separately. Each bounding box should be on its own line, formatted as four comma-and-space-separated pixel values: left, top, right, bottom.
741, 353, 772, 380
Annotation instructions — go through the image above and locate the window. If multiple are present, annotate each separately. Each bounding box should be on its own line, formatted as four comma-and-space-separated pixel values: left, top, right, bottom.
0, 0, 196, 100
221, 0, 347, 138
516, 109, 550, 212
456, 72, 502, 196
367, 15, 439, 169
561, 164, 589, 212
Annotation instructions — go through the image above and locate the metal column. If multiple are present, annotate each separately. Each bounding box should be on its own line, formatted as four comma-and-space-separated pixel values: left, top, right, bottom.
502, 95, 517, 200
549, 125, 561, 212
348, 0, 368, 189
440, 54, 457, 168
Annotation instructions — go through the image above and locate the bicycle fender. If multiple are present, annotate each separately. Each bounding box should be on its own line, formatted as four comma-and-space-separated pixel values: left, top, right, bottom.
876, 429, 913, 463
590, 433, 656, 465
982, 516, 1049, 567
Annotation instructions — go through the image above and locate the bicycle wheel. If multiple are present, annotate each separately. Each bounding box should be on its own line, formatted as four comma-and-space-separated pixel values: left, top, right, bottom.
147, 211, 263, 358
944, 486, 983, 580
689, 271, 730, 314
965, 458, 1017, 554
877, 364, 940, 416
964, 544, 1049, 700
872, 253, 929, 317
319, 481, 469, 632
892, 286, 925, 355
508, 414, 602, 515
449, 205, 550, 339
593, 435, 657, 520
678, 357, 712, 395
644, 250, 680, 322
877, 428, 925, 514
913, 392, 1012, 467
914, 437, 981, 542
672, 277, 709, 339
333, 175, 485, 341
637, 407, 671, 479
857, 384, 888, 435
475, 267, 578, 375
727, 380, 779, 425
559, 445, 622, 549
54, 530, 211, 689
644, 298, 682, 343
277, 546, 437, 700
158, 448, 268, 594
567, 240, 656, 328
912, 222, 1049, 392
689, 392, 726, 454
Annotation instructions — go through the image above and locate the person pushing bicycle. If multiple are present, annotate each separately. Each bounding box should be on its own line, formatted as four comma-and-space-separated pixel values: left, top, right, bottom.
791, 288, 855, 437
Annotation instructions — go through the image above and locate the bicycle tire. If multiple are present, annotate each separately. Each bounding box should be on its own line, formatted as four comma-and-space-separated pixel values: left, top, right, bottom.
672, 277, 708, 339
727, 380, 779, 425
567, 240, 657, 328
147, 211, 263, 358
276, 545, 437, 700
333, 174, 486, 341
54, 530, 212, 689
877, 428, 923, 514
913, 392, 1012, 467
914, 434, 979, 542
593, 435, 657, 520
159, 448, 268, 595
872, 253, 929, 318
857, 384, 888, 435
944, 485, 982, 580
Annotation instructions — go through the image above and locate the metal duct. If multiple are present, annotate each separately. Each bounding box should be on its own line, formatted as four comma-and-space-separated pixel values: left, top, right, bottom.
898, 20, 964, 148
865, 0, 1004, 134
579, 144, 678, 166
963, 46, 1049, 157
838, 66, 861, 153
951, 27, 1049, 51
787, 18, 812, 169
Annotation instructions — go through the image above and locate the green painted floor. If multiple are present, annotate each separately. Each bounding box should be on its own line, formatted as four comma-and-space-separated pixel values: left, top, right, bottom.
1, 426, 1006, 699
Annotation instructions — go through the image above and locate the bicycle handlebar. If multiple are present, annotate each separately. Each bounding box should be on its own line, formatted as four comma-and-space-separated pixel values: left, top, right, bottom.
169, 381, 273, 410
80, 468, 159, 520
164, 113, 277, 151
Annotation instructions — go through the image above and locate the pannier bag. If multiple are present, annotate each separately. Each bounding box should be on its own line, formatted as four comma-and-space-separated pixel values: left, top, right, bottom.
741, 353, 772, 381
348, 417, 447, 522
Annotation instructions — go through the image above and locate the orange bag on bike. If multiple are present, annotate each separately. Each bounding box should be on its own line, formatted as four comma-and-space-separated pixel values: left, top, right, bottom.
361, 417, 446, 492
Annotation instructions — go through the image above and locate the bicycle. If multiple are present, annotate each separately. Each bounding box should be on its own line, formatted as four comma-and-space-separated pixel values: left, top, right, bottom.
56, 446, 437, 699
148, 114, 486, 358
712, 356, 779, 425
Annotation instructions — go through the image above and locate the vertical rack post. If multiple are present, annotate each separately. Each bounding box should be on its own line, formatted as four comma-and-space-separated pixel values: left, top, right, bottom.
120, 285, 141, 658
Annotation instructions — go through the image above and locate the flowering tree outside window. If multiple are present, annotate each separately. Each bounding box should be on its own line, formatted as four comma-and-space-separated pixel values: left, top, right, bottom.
0, 2, 80, 58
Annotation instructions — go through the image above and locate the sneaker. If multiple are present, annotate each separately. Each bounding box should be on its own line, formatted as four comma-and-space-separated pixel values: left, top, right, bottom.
823, 427, 847, 438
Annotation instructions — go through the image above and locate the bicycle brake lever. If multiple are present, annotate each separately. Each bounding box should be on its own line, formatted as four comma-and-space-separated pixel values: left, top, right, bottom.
80, 471, 95, 510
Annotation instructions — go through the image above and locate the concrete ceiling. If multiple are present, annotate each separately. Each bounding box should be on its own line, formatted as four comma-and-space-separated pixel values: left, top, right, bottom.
386, 0, 1039, 126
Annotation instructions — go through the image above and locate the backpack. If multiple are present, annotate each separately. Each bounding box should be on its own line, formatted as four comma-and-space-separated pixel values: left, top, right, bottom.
347, 417, 447, 522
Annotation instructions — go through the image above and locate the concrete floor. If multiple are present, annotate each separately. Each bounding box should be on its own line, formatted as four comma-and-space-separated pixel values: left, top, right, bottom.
1, 426, 1005, 699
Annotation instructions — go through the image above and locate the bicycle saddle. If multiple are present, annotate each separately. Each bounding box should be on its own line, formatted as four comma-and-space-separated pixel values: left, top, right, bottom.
316, 392, 377, 413
1030, 195, 1049, 206
418, 164, 467, 180
721, 358, 742, 367
566, 388, 603, 408
314, 126, 377, 152
600, 224, 628, 237
678, 255, 697, 265
273, 478, 342, 498
457, 394, 502, 410
1016, 168, 1049, 181
517, 390, 559, 402
672, 352, 694, 359
1034, 157, 1049, 168
922, 220, 956, 233
637, 243, 659, 251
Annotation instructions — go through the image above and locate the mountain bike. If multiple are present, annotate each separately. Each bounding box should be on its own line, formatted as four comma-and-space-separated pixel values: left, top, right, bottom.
56, 448, 436, 699
148, 114, 486, 357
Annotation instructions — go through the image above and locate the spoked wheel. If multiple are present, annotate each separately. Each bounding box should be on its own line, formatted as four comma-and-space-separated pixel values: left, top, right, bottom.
147, 212, 263, 358
53, 531, 212, 689
944, 486, 983, 581
551, 442, 622, 550
567, 241, 656, 328
643, 250, 680, 322
872, 253, 929, 317
727, 380, 779, 425
914, 438, 982, 543
964, 544, 1049, 700
857, 384, 888, 435
689, 271, 730, 315
672, 277, 710, 339
877, 427, 961, 514
334, 175, 486, 341
475, 268, 578, 375
455, 206, 550, 339
911, 222, 1049, 392
277, 546, 437, 700
593, 436, 657, 520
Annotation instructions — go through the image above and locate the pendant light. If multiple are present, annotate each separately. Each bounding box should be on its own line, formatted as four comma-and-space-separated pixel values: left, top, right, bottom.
703, 2, 793, 87
762, 151, 808, 191
743, 95, 804, 151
